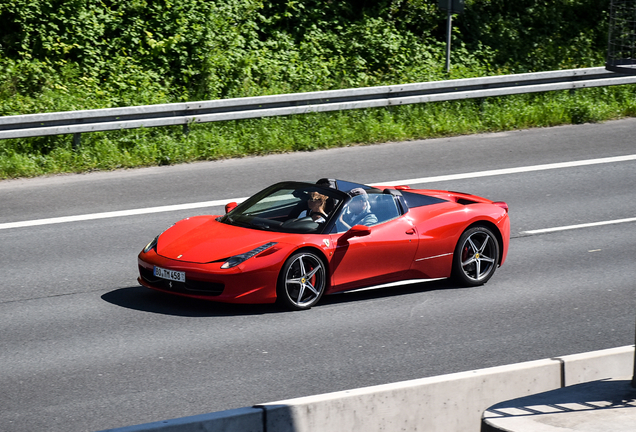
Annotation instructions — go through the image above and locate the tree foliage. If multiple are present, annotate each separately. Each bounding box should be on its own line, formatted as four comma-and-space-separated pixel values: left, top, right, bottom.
0, 0, 611, 114
459, 0, 609, 72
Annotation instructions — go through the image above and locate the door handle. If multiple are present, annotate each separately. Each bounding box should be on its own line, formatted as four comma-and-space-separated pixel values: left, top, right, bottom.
405, 228, 416, 235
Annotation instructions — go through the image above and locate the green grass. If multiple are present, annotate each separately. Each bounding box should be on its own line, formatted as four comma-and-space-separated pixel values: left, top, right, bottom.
1, 85, 635, 179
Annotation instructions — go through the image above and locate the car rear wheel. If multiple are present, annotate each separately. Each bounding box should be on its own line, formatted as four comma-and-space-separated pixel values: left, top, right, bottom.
277, 251, 326, 310
452, 226, 499, 286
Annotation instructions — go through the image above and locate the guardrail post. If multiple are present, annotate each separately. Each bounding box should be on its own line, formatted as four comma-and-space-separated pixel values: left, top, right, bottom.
439, 0, 464, 73
72, 133, 81, 150
445, 4, 452, 73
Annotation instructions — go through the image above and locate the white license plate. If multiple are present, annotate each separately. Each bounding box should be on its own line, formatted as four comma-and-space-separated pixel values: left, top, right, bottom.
153, 266, 186, 283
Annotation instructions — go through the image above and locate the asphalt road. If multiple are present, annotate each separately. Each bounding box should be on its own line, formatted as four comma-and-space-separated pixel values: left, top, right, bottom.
1, 118, 635, 431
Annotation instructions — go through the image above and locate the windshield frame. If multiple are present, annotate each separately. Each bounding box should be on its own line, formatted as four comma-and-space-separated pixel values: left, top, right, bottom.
218, 181, 351, 234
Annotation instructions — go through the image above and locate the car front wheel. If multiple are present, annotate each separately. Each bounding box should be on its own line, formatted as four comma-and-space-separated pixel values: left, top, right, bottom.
452, 226, 499, 286
277, 251, 327, 310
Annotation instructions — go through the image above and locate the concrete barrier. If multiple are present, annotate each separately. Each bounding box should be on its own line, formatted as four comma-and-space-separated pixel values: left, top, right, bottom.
99, 345, 634, 432
258, 359, 561, 432
555, 345, 634, 386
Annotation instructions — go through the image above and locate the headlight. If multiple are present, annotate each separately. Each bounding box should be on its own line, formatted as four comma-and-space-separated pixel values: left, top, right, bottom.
143, 235, 160, 253
142, 224, 175, 253
221, 242, 277, 269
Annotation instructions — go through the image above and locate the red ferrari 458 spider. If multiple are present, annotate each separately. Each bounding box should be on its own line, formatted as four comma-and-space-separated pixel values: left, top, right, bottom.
138, 179, 510, 310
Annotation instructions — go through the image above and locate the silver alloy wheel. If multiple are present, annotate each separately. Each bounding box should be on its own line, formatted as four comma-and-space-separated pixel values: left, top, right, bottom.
282, 253, 326, 309
459, 230, 497, 282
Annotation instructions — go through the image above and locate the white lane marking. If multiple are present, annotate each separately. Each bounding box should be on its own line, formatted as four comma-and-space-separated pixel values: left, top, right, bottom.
520, 217, 636, 235
377, 154, 636, 186
1, 153, 635, 231
0, 198, 248, 230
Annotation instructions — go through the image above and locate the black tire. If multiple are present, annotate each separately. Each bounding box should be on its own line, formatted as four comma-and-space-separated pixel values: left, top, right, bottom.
277, 251, 327, 310
452, 226, 499, 287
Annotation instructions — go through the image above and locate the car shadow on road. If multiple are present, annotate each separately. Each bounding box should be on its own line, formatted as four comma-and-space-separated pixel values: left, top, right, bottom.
102, 279, 461, 317
101, 286, 281, 317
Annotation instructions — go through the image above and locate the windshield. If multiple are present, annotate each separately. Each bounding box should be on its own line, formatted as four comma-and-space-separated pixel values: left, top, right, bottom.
219, 182, 346, 234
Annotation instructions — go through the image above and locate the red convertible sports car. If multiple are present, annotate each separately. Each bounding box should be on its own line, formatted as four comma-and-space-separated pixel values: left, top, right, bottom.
138, 179, 510, 310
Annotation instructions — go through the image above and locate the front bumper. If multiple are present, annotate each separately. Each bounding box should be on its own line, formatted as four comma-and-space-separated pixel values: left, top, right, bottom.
137, 250, 281, 304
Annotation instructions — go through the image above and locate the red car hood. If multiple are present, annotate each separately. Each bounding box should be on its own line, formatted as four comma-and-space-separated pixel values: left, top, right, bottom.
156, 215, 288, 263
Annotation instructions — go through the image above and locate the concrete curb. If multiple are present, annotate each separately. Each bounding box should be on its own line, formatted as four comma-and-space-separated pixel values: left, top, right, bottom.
482, 377, 636, 432
97, 345, 634, 432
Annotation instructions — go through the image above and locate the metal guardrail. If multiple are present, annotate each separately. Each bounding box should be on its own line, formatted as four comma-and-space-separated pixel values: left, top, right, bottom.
1, 67, 636, 140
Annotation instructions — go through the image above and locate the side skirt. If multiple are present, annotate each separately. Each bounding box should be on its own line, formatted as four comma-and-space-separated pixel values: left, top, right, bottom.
329, 278, 447, 295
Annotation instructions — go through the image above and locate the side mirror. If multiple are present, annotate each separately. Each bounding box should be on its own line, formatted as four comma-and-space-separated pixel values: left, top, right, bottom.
337, 225, 371, 245
347, 225, 371, 237
225, 202, 238, 213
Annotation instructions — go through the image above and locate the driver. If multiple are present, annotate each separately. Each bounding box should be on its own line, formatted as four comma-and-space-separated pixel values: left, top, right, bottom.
337, 188, 378, 230
298, 191, 329, 223
307, 192, 329, 222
